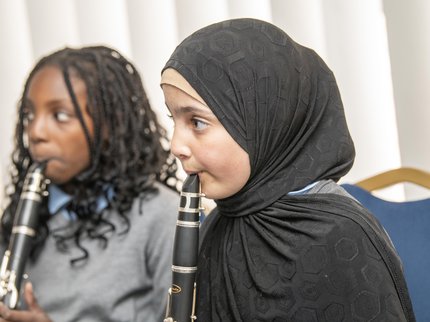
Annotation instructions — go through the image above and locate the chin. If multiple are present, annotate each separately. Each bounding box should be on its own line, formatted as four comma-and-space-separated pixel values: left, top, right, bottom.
201, 186, 214, 200
202, 189, 227, 201
45, 171, 71, 185
200, 177, 234, 200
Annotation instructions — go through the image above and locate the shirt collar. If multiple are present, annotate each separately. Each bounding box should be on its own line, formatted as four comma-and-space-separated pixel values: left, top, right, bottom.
47, 184, 113, 217
48, 184, 73, 215
288, 181, 319, 195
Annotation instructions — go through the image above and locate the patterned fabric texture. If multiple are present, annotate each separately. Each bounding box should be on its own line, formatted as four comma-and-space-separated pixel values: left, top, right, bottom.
163, 18, 415, 321
342, 183, 430, 322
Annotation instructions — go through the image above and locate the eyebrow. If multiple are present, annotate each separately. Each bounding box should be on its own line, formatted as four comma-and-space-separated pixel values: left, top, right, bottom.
173, 105, 213, 117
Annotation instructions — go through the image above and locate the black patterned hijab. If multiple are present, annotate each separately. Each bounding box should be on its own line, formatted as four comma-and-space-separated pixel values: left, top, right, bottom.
163, 18, 354, 215
163, 18, 414, 321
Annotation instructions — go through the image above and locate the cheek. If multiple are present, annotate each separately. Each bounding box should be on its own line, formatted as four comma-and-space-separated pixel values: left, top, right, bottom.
67, 137, 91, 169
46, 153, 91, 184
194, 136, 233, 175
48, 135, 91, 183
200, 150, 238, 177
206, 135, 247, 173
197, 134, 250, 198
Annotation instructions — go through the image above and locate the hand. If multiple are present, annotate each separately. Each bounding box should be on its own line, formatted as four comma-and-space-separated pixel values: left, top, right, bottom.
0, 283, 52, 322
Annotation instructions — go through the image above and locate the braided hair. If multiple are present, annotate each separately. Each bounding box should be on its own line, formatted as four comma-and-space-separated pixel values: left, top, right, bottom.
1, 46, 178, 264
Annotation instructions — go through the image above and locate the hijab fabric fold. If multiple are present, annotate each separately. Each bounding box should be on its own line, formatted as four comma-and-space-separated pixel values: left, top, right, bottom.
163, 18, 415, 321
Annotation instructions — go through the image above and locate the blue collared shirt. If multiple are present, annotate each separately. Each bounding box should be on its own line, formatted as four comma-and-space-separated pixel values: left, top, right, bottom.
48, 185, 112, 220
288, 181, 319, 195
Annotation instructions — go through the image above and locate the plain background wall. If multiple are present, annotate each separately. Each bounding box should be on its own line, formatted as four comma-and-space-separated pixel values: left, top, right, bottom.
1, 0, 429, 204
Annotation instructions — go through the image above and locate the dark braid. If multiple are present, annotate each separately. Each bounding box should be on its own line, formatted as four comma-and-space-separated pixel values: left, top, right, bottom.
1, 46, 179, 264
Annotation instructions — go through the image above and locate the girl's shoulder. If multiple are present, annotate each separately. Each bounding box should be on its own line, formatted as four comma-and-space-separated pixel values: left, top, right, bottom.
145, 182, 180, 207
127, 182, 180, 224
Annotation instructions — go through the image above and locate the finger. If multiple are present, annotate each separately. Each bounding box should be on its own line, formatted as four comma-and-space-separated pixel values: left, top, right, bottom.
0, 310, 31, 322
23, 282, 40, 312
0, 298, 44, 322
0, 302, 12, 320
0, 306, 38, 322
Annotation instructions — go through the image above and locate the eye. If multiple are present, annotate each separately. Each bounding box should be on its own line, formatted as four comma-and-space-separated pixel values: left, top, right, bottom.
54, 111, 71, 122
192, 118, 208, 130
23, 110, 35, 122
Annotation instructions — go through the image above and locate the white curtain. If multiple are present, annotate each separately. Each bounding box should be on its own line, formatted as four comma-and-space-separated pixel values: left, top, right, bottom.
1, 0, 429, 202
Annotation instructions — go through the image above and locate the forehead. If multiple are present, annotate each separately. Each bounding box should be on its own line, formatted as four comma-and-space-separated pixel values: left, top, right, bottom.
161, 68, 207, 106
27, 65, 87, 99
28, 65, 64, 92
162, 84, 213, 117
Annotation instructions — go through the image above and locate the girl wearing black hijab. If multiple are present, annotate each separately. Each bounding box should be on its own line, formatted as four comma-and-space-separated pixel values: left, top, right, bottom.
161, 18, 415, 321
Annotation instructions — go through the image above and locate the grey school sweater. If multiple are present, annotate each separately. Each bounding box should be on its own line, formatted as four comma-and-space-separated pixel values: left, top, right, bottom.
2, 183, 179, 322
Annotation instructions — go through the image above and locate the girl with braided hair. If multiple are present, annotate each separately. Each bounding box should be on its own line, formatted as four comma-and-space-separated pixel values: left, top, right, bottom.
0, 45, 179, 321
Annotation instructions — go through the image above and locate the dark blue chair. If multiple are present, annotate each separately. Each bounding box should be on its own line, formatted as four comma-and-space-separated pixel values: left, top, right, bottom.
342, 168, 430, 321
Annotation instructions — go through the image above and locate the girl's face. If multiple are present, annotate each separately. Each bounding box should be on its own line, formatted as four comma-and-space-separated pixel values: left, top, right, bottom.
162, 84, 251, 200
24, 65, 94, 185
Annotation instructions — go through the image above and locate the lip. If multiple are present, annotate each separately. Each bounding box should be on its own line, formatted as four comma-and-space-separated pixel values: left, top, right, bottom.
29, 149, 49, 162
31, 155, 50, 163
30, 154, 59, 165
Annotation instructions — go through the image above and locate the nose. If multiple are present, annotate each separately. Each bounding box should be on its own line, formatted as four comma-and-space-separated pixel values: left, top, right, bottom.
170, 127, 191, 161
27, 113, 48, 144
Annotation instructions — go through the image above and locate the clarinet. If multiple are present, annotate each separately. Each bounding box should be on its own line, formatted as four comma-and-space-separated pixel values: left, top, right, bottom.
0, 162, 49, 309
164, 174, 201, 322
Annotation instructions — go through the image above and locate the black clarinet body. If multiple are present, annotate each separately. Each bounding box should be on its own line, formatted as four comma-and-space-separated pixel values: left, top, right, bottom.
0, 162, 49, 309
164, 174, 201, 322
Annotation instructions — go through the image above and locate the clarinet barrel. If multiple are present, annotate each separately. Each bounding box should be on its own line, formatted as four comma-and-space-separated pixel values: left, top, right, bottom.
0, 162, 49, 309
164, 174, 201, 322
